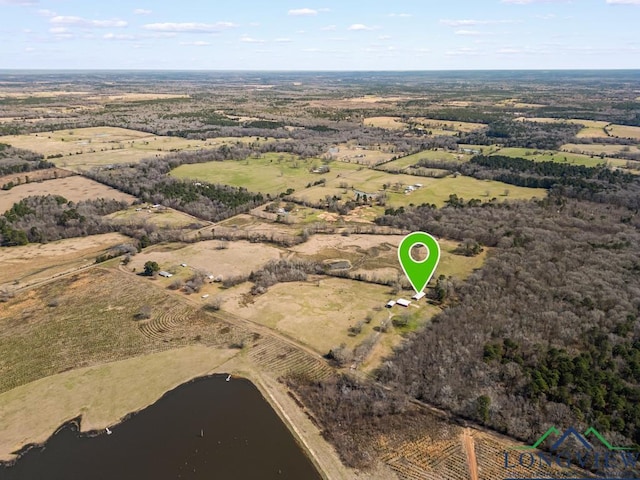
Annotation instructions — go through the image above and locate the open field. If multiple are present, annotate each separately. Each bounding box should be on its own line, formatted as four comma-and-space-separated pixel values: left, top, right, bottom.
0, 175, 136, 213
171, 153, 360, 196
106, 205, 207, 229
1, 126, 222, 172
0, 167, 74, 189
128, 239, 285, 281
0, 268, 253, 396
561, 143, 640, 157
516, 117, 610, 138
0, 233, 131, 288
410, 117, 485, 133
377, 149, 473, 172
607, 124, 640, 140
0, 345, 238, 462
363, 116, 409, 130
223, 277, 392, 355
331, 143, 396, 166
491, 146, 630, 168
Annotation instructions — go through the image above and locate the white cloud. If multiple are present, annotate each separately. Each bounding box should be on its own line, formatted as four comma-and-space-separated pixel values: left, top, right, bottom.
143, 22, 236, 33
37, 9, 56, 17
133, 8, 152, 15
179, 40, 210, 46
606, 0, 640, 4
51, 16, 128, 28
445, 47, 481, 56
49, 27, 69, 34
379, 34, 392, 40
388, 13, 412, 17
497, 47, 522, 54
103, 33, 136, 40
288, 8, 317, 16
321, 24, 336, 31
274, 37, 292, 43
348, 24, 373, 31
240, 35, 265, 43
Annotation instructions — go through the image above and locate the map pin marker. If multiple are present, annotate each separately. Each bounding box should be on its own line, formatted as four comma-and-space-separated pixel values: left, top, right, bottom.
398, 232, 441, 295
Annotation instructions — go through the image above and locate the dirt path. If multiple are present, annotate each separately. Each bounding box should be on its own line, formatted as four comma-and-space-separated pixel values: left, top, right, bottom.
462, 428, 479, 480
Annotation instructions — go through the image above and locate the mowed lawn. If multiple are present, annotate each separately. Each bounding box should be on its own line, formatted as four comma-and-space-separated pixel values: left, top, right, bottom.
491, 147, 629, 168
171, 153, 360, 196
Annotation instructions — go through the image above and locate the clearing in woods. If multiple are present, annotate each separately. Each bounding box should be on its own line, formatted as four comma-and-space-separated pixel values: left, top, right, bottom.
0, 232, 132, 288
0, 175, 136, 213
105, 205, 208, 229
491, 146, 630, 168
377, 149, 476, 172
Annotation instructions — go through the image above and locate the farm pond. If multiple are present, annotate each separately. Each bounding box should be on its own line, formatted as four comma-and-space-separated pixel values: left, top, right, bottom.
0, 374, 321, 480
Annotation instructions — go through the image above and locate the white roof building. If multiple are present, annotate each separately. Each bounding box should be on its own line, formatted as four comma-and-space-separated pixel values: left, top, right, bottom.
412, 291, 426, 301
396, 298, 411, 307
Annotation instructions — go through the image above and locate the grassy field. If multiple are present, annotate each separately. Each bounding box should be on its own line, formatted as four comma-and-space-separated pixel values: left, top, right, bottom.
106, 205, 207, 229
0, 268, 250, 396
223, 277, 391, 354
3, 127, 219, 172
607, 124, 640, 140
377, 149, 473, 171
561, 143, 640, 157
0, 175, 136, 213
410, 117, 485, 133
363, 116, 409, 130
171, 153, 360, 196
517, 117, 610, 138
0, 345, 238, 461
491, 146, 629, 168
0, 233, 131, 288
332, 143, 396, 166
128, 239, 285, 282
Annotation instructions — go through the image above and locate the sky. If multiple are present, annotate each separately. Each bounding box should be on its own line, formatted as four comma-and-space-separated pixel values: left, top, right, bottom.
1, 0, 639, 70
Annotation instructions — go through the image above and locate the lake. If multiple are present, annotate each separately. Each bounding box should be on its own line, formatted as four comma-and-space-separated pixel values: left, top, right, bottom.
0, 374, 322, 480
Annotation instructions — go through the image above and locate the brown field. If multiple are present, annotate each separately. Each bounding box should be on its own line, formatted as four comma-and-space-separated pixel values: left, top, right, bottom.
0, 175, 136, 213
106, 205, 208, 229
363, 116, 409, 130
606, 124, 640, 140
0, 167, 74, 189
331, 143, 397, 166
410, 117, 485, 133
516, 117, 610, 138
0, 232, 131, 288
127, 239, 285, 280
561, 143, 640, 157
0, 345, 238, 462
223, 277, 392, 355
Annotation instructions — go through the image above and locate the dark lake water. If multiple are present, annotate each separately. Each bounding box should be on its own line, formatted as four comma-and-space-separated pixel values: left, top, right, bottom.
0, 374, 322, 480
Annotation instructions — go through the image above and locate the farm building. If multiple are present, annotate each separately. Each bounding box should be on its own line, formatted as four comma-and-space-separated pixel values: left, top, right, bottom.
158, 271, 173, 278
396, 298, 411, 307
412, 291, 426, 301
386, 300, 396, 308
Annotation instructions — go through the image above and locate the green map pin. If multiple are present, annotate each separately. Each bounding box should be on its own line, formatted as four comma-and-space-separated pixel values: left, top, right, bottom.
398, 232, 441, 294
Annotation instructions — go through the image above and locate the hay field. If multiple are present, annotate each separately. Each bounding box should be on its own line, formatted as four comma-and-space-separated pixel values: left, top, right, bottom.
224, 277, 391, 354
2, 127, 210, 171
106, 205, 206, 229
607, 124, 640, 140
378, 149, 472, 172
411, 117, 485, 133
171, 153, 359, 196
0, 345, 237, 462
331, 143, 396, 165
561, 143, 640, 158
0, 232, 131, 288
516, 117, 609, 138
127, 240, 284, 280
491, 147, 629, 168
0, 176, 136, 213
363, 116, 409, 130
0, 268, 247, 396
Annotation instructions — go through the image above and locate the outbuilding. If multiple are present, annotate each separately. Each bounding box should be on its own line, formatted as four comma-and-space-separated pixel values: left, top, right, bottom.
158, 271, 173, 278
385, 300, 396, 308
412, 291, 426, 301
396, 298, 411, 307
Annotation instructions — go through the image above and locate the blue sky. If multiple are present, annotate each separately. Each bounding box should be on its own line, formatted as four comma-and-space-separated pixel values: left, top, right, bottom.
1, 0, 639, 70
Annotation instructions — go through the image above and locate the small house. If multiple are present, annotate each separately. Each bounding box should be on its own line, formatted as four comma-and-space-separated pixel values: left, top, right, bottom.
386, 300, 396, 308
411, 291, 426, 301
396, 298, 411, 307
158, 271, 173, 278
180, 263, 187, 267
